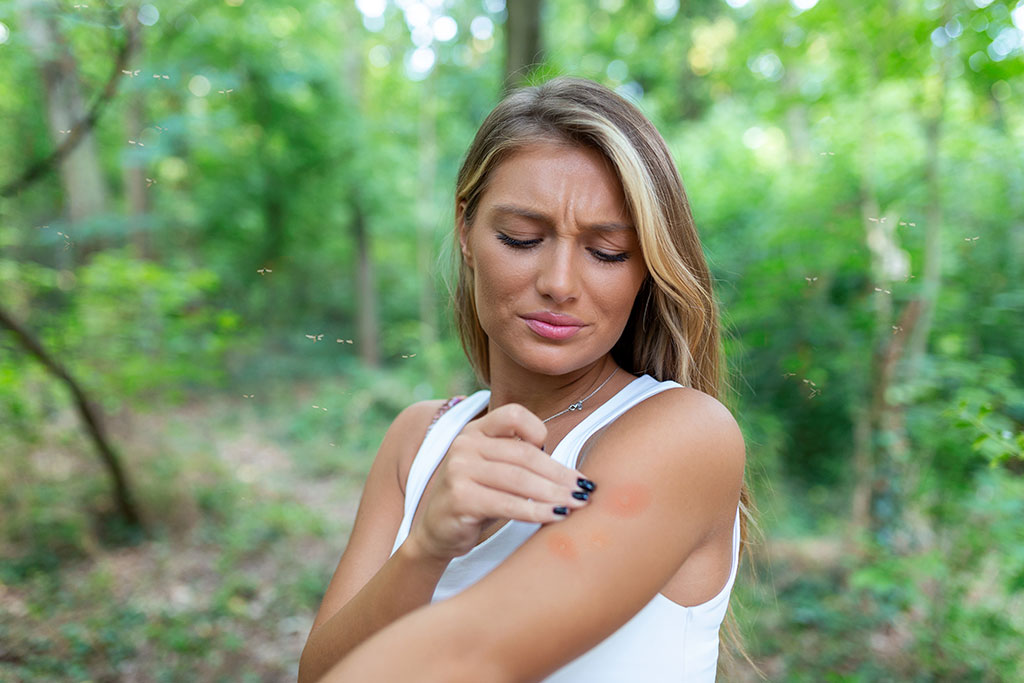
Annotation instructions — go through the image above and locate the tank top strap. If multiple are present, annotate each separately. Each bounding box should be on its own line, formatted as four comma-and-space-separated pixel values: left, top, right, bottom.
391, 390, 491, 555
549, 375, 685, 469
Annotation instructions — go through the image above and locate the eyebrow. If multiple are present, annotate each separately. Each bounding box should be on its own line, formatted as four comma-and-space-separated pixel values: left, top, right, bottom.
490, 203, 634, 233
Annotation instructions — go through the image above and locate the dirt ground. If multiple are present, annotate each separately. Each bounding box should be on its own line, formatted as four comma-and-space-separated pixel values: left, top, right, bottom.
1, 398, 366, 682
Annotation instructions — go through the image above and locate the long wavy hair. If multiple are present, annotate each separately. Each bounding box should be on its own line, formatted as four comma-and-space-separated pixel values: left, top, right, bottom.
452, 77, 754, 671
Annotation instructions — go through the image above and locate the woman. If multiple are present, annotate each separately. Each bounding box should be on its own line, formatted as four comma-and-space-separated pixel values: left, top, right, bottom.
298, 77, 748, 682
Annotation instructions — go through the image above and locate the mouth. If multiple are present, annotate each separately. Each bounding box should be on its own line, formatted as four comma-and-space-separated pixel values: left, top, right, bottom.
521, 312, 585, 340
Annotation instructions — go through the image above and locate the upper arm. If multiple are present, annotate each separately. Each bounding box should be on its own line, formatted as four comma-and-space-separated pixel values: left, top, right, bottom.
442, 388, 745, 679
308, 399, 444, 633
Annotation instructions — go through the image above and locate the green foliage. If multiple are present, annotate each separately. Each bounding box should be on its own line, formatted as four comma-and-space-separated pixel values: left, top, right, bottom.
947, 355, 1024, 466
65, 250, 237, 401
0, 482, 91, 582
0, 249, 236, 432
0, 0, 1021, 679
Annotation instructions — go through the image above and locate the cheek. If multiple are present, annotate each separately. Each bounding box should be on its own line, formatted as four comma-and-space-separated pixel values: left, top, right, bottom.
471, 246, 529, 325
596, 269, 645, 324
618, 282, 642, 313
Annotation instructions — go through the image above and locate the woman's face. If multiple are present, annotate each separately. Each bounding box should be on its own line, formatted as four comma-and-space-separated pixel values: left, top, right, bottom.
459, 142, 648, 378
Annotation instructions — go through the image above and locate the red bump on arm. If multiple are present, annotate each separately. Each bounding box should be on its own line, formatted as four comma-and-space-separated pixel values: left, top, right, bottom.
607, 482, 652, 518
545, 532, 579, 561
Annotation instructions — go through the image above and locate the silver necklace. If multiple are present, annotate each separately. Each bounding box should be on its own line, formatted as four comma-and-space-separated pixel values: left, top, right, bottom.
542, 368, 619, 423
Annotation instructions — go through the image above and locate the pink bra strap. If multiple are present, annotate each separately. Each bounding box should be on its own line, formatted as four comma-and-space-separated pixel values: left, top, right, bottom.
428, 395, 467, 430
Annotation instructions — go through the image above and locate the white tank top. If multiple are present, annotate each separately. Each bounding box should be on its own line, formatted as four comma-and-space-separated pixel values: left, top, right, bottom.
390, 374, 740, 682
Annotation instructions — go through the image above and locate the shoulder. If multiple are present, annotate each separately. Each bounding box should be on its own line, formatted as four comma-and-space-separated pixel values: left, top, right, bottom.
390, 398, 451, 434
632, 385, 742, 446
585, 386, 745, 514
383, 399, 455, 496
613, 385, 743, 457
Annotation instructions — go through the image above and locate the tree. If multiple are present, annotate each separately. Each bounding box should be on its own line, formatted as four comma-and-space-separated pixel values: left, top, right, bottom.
505, 0, 544, 88
17, 0, 109, 225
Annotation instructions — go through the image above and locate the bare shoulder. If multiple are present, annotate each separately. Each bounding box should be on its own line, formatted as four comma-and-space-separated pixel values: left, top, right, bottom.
389, 398, 449, 435
383, 399, 451, 495
585, 386, 745, 508
630, 386, 743, 454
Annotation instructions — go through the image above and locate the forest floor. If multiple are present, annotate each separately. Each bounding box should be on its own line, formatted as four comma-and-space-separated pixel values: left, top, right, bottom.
1, 389, 370, 682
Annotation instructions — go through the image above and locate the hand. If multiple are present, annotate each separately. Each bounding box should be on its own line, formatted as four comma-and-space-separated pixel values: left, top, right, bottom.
406, 403, 594, 562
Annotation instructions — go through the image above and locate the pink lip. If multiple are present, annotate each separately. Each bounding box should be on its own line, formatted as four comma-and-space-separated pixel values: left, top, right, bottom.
521, 312, 585, 340
524, 311, 585, 325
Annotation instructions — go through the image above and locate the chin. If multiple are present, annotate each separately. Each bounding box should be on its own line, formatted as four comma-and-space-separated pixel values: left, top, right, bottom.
500, 339, 609, 378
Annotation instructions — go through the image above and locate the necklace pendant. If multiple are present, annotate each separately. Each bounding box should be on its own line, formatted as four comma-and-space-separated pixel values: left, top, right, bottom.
568, 401, 583, 411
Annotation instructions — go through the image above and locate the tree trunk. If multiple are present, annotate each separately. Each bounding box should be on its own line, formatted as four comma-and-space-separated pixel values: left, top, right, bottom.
340, 6, 380, 367
0, 305, 144, 530
848, 77, 882, 535
850, 406, 873, 533
121, 5, 150, 257
867, 299, 921, 549
782, 69, 811, 164
905, 33, 949, 373
416, 79, 439, 366
18, 0, 109, 225
352, 194, 380, 367
852, 7, 949, 546
504, 0, 544, 90
894, 4, 950, 552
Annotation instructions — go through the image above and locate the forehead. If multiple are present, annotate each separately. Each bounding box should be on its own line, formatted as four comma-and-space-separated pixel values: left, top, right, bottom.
483, 143, 630, 222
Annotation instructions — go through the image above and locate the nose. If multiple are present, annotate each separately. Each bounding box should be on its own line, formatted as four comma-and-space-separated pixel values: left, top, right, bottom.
535, 241, 579, 304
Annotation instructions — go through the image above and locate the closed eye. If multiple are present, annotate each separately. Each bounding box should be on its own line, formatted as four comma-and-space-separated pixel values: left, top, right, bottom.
497, 232, 630, 263
589, 248, 630, 263
496, 232, 541, 249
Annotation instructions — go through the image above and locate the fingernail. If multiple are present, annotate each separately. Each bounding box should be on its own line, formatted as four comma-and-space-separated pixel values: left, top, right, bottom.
571, 491, 589, 501
577, 478, 596, 492
553, 506, 569, 515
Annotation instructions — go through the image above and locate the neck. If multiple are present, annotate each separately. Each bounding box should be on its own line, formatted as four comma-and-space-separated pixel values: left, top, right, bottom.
485, 353, 623, 422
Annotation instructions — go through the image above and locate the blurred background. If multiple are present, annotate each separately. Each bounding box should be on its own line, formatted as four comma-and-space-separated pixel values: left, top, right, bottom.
1, 0, 1022, 680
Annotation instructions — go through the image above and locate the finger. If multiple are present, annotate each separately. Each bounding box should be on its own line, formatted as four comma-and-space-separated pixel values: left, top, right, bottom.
475, 403, 547, 448
473, 437, 585, 489
469, 486, 577, 524
468, 460, 589, 508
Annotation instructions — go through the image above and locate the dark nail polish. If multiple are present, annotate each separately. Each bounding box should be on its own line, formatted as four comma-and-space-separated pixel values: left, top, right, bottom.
553, 506, 569, 515
577, 478, 597, 492
572, 490, 589, 501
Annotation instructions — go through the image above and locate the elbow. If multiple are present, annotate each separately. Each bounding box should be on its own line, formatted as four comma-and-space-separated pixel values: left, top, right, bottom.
297, 631, 333, 683
296, 645, 316, 683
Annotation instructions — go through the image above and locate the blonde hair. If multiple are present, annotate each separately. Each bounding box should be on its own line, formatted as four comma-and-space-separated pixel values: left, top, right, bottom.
453, 77, 753, 668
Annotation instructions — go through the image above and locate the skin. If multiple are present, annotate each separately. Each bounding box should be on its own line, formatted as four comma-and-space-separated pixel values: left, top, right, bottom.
299, 142, 745, 683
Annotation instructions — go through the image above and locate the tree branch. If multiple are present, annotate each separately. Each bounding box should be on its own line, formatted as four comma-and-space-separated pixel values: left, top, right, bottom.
0, 304, 144, 529
0, 10, 136, 199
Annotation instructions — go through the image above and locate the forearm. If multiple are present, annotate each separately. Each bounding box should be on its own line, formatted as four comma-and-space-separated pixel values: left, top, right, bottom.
297, 540, 452, 683
315, 598, 514, 683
